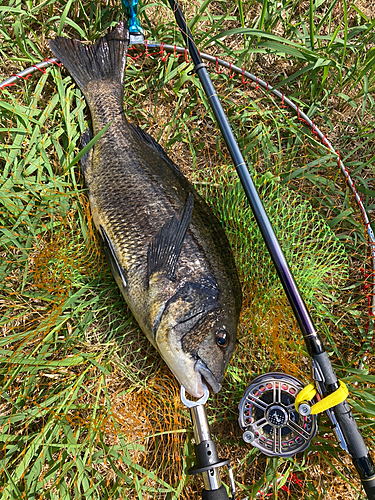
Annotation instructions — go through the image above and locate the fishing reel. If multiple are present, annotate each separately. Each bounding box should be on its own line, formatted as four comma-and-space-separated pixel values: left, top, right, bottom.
238, 373, 317, 457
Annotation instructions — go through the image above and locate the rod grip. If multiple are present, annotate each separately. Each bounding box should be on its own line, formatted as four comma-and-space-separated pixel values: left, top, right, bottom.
314, 353, 375, 498
363, 476, 375, 500
335, 400, 371, 458
202, 485, 229, 500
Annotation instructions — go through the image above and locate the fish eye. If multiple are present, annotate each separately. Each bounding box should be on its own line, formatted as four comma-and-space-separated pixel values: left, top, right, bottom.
215, 329, 229, 348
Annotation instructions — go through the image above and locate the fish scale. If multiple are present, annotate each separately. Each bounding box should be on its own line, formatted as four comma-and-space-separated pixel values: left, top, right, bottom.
49, 21, 242, 398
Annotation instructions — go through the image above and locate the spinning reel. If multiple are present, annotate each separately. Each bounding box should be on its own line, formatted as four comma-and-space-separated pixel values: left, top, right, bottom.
238, 373, 317, 457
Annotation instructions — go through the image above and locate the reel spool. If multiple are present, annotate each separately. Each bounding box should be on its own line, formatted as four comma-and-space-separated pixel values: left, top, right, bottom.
238, 373, 317, 457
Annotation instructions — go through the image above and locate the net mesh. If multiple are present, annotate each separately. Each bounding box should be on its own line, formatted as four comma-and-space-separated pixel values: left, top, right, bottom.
1, 17, 374, 500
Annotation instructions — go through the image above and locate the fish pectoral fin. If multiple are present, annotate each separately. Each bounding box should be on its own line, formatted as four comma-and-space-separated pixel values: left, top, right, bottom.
100, 225, 128, 290
80, 129, 94, 174
147, 193, 194, 284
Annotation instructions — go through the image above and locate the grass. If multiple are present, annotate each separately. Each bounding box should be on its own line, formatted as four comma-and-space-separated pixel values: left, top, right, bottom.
0, 0, 375, 498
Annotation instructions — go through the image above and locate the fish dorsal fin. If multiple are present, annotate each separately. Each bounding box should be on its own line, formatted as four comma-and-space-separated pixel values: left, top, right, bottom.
130, 123, 182, 174
100, 225, 127, 290
147, 193, 194, 283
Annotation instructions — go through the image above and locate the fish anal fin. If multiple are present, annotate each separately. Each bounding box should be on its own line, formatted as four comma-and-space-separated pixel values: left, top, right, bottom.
147, 193, 194, 284
100, 225, 128, 291
80, 129, 93, 175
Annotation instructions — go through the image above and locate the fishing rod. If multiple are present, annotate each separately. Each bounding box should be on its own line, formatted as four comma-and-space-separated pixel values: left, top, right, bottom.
165, 0, 375, 498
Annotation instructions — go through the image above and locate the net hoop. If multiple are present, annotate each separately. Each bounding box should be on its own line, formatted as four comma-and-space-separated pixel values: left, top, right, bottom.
1, 43, 374, 351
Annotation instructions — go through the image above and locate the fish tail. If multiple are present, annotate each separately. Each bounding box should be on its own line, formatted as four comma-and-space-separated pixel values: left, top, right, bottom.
49, 21, 129, 93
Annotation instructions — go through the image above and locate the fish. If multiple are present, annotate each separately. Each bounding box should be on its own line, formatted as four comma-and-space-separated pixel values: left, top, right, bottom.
49, 21, 242, 398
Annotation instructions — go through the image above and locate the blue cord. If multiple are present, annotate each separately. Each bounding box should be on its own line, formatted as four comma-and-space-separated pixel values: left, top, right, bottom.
122, 0, 143, 34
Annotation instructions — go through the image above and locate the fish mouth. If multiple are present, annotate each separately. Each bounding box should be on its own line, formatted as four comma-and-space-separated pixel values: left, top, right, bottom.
195, 358, 221, 394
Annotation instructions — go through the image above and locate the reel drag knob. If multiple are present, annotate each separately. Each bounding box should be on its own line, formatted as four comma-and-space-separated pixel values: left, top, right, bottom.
238, 372, 317, 458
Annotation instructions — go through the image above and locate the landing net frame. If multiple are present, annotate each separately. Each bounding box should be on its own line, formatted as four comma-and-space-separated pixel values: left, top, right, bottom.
1, 38, 374, 499
1, 46, 374, 354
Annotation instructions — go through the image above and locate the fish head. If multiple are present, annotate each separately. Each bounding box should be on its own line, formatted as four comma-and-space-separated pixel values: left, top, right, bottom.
154, 280, 238, 398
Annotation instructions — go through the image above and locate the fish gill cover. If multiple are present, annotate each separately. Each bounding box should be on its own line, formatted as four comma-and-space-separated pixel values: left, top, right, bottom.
0, 1, 374, 499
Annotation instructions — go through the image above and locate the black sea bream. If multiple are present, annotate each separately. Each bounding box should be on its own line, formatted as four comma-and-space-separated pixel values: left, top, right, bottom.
49, 21, 242, 398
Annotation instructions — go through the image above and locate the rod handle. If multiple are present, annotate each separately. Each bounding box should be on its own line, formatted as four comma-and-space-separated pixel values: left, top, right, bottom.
202, 485, 229, 500
363, 476, 375, 500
